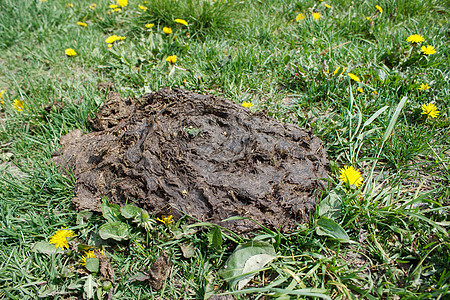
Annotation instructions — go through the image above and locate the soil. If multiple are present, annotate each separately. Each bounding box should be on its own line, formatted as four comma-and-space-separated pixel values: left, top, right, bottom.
53, 88, 329, 233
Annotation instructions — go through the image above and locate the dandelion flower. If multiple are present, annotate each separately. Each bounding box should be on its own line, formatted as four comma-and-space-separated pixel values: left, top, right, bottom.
117, 0, 127, 8
166, 55, 177, 64
348, 73, 360, 82
163, 27, 172, 34
109, 4, 118, 8
77, 22, 87, 27
420, 45, 436, 55
80, 250, 97, 266
175, 18, 188, 26
66, 3, 73, 8
89, 3, 96, 10
117, 36, 126, 41
145, 23, 154, 29
296, 13, 306, 22
65, 48, 77, 56
312, 12, 321, 20
242, 101, 254, 109
419, 83, 430, 91
406, 34, 424, 44
138, 5, 147, 11
105, 35, 119, 43
375, 5, 382, 13
325, 4, 331, 8
108, 44, 113, 48
421, 103, 439, 119
333, 66, 345, 75
365, 17, 372, 21
339, 165, 363, 187
1, 90, 6, 105
156, 215, 174, 225
357, 87, 363, 93
49, 228, 76, 249
113, 8, 121, 12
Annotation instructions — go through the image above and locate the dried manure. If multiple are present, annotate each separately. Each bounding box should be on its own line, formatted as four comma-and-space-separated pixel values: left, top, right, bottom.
53, 88, 329, 233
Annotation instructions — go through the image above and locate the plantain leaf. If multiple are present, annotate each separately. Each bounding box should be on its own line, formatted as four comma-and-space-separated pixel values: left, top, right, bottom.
98, 221, 130, 241
219, 241, 276, 290
316, 217, 351, 243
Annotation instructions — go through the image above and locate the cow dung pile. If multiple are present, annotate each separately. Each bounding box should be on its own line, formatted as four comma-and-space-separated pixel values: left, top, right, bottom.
53, 88, 329, 233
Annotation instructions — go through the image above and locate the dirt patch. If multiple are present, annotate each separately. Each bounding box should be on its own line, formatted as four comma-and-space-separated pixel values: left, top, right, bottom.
53, 88, 329, 233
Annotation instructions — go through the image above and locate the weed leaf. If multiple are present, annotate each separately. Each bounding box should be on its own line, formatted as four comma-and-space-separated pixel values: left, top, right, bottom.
220, 241, 276, 290
98, 221, 130, 241
316, 217, 351, 242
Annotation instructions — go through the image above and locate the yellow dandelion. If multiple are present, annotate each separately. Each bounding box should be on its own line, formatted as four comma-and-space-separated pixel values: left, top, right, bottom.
65, 48, 77, 56
420, 45, 436, 55
163, 27, 172, 34
365, 17, 372, 21
175, 18, 188, 26
117, 36, 126, 41
77, 22, 88, 27
419, 83, 430, 91
145, 23, 154, 29
66, 3, 73, 8
406, 34, 424, 44
296, 13, 306, 22
333, 66, 345, 75
375, 5, 383, 13
325, 4, 331, 8
138, 5, 147, 11
113, 8, 121, 12
108, 44, 113, 48
109, 4, 118, 8
339, 166, 363, 187
312, 12, 321, 20
421, 103, 439, 119
156, 215, 174, 225
348, 73, 360, 82
80, 250, 96, 266
105, 35, 119, 44
357, 87, 363, 93
242, 101, 254, 109
89, 3, 96, 10
49, 228, 76, 249
117, 0, 127, 8
0, 90, 5, 99
166, 55, 177, 64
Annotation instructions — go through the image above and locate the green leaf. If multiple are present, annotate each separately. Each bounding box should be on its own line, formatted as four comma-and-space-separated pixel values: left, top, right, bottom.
383, 96, 407, 143
85, 257, 100, 273
31, 241, 63, 254
98, 221, 130, 241
120, 204, 142, 219
76, 210, 93, 226
317, 190, 342, 220
101, 197, 122, 223
316, 217, 351, 243
219, 241, 276, 290
207, 226, 223, 249
83, 275, 98, 299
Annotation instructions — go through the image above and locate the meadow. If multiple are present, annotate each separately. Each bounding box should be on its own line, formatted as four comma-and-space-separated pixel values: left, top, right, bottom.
0, 0, 448, 299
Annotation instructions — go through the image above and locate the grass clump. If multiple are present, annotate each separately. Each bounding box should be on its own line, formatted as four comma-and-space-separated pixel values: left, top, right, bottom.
0, 0, 449, 299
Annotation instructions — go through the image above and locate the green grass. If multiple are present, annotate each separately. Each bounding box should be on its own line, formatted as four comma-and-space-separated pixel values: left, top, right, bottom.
0, 0, 449, 299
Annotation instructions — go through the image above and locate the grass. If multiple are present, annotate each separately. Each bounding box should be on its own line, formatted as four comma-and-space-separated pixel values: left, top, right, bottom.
0, 0, 449, 299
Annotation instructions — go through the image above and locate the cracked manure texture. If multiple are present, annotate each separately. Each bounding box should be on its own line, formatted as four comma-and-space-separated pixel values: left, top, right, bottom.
53, 88, 329, 233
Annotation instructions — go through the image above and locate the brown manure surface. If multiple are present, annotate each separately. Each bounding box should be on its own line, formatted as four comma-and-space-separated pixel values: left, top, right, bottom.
53, 88, 329, 233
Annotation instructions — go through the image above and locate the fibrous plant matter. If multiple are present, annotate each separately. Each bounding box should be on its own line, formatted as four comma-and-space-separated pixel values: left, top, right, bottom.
53, 88, 329, 233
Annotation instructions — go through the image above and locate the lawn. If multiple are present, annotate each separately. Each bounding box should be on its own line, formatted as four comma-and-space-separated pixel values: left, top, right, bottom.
0, 0, 449, 299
